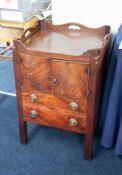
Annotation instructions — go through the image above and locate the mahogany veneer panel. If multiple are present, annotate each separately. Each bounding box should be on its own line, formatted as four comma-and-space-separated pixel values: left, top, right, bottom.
22, 90, 87, 115
23, 105, 86, 134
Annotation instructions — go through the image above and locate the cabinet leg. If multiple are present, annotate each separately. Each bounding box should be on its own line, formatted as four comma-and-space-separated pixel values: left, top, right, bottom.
19, 120, 28, 144
84, 132, 93, 160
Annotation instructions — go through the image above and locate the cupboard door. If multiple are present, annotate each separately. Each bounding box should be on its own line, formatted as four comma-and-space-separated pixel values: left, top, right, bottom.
51, 60, 89, 99
19, 54, 52, 93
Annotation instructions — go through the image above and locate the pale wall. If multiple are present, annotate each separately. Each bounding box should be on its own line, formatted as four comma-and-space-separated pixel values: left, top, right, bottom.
52, 0, 122, 32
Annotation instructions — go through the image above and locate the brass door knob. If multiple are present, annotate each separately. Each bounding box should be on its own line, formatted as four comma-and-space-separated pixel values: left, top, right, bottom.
69, 118, 78, 126
30, 94, 38, 102
30, 110, 38, 118
69, 102, 78, 110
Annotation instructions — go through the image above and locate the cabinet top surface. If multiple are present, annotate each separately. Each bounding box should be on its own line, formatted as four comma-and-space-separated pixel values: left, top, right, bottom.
22, 21, 110, 56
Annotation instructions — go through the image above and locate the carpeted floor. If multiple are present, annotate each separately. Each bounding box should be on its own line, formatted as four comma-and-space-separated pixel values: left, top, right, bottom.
0, 58, 122, 175
0, 58, 15, 94
0, 94, 122, 175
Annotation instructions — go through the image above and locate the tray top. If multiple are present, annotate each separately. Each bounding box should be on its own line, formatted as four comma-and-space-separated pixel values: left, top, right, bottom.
23, 21, 110, 56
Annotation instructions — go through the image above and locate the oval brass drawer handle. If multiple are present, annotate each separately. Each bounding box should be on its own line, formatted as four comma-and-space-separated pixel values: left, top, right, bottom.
30, 94, 38, 102
69, 118, 78, 126
30, 110, 38, 118
69, 102, 78, 110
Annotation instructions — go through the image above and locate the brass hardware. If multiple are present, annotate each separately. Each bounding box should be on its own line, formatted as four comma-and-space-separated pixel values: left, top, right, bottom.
53, 78, 59, 85
30, 110, 37, 118
69, 118, 78, 126
30, 94, 38, 102
69, 102, 78, 110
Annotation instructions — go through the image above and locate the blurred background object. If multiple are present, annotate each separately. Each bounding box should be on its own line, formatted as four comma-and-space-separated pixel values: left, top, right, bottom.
0, 0, 51, 22
0, 0, 52, 59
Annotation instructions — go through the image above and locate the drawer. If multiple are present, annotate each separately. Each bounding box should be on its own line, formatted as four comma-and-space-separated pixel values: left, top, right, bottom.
22, 89, 87, 115
22, 105, 86, 133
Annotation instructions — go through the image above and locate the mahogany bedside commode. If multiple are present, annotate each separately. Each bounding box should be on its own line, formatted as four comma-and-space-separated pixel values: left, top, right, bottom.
13, 20, 110, 160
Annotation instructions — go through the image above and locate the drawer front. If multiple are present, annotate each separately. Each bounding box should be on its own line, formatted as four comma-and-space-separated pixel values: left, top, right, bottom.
22, 105, 86, 133
22, 89, 87, 115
